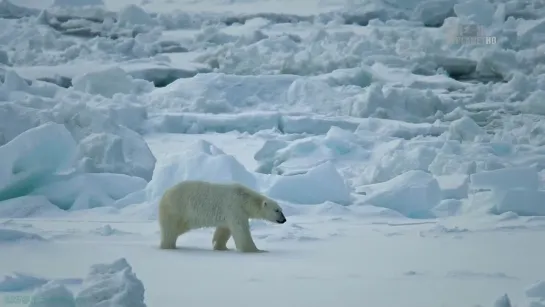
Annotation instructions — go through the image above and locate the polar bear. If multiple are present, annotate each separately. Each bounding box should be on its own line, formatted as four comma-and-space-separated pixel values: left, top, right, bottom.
158, 180, 287, 253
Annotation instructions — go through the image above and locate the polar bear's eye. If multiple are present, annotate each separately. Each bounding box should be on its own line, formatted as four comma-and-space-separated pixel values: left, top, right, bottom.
275, 209, 281, 213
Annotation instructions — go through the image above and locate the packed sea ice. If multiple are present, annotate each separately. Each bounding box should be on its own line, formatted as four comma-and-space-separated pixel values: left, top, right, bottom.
1, 0, 545, 306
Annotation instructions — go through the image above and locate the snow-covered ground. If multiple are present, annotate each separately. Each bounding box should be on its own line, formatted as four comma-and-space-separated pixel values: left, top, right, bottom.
2, 0, 545, 306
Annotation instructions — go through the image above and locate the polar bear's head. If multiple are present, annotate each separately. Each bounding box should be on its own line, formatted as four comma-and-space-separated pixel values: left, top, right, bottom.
260, 199, 286, 224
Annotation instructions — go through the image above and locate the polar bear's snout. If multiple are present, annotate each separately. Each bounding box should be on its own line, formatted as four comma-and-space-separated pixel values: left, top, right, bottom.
276, 212, 287, 224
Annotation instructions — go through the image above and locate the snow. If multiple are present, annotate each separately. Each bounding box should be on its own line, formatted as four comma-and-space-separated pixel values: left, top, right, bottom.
28, 281, 75, 307
52, 0, 104, 7
75, 132, 156, 181
71, 67, 154, 98
492, 280, 545, 307
453, 0, 496, 26
0, 123, 148, 210
0, 272, 81, 293
33, 173, 147, 211
0, 196, 65, 218
470, 167, 540, 191
491, 189, 545, 216
357, 170, 442, 218
0, 272, 49, 292
75, 258, 146, 307
493, 294, 512, 307
0, 258, 145, 307
0, 123, 77, 202
468, 166, 545, 215
436, 174, 469, 200
141, 139, 258, 207
526, 281, 545, 299
0, 229, 46, 243
266, 161, 352, 205
431, 198, 463, 218
2, 0, 545, 306
447, 115, 485, 142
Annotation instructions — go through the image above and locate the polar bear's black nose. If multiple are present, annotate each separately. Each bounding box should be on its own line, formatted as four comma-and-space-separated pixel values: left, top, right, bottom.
276, 213, 286, 224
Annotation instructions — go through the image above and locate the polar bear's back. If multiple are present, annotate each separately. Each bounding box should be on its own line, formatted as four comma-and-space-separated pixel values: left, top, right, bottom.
159, 180, 258, 228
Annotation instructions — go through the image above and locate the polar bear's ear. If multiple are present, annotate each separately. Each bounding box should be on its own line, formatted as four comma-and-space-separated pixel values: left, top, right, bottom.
261, 200, 268, 208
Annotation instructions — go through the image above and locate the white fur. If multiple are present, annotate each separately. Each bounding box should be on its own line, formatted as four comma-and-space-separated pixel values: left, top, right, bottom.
158, 180, 286, 253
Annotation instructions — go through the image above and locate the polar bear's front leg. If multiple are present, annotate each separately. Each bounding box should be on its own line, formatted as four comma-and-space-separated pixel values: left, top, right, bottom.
229, 221, 261, 253
212, 227, 231, 251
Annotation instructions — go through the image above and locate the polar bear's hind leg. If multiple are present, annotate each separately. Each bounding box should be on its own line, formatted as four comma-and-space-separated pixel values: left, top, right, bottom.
212, 226, 231, 251
159, 208, 190, 249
